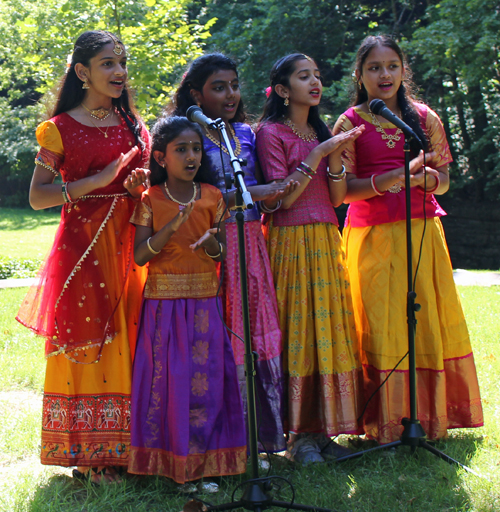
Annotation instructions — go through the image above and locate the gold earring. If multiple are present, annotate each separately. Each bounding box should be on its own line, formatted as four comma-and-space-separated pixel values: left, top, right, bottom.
358, 81, 362, 91
284, 96, 289, 107
82, 78, 90, 90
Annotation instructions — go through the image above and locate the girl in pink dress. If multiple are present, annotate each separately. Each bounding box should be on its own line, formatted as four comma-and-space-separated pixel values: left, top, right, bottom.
168, 54, 297, 453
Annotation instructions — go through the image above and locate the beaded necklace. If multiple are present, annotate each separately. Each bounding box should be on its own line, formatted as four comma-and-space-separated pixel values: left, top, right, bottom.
283, 118, 317, 142
204, 124, 241, 156
164, 181, 197, 206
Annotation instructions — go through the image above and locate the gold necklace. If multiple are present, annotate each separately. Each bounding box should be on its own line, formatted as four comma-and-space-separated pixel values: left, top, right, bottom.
283, 118, 317, 142
87, 117, 111, 138
367, 103, 402, 149
204, 124, 241, 156
81, 103, 113, 121
164, 181, 197, 206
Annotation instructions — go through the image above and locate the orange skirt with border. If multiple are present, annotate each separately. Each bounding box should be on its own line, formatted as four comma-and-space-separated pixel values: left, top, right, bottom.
39, 206, 146, 467
343, 217, 483, 443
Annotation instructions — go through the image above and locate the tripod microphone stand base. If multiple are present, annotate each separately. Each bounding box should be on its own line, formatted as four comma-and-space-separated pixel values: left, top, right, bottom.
333, 417, 484, 479
206, 479, 334, 512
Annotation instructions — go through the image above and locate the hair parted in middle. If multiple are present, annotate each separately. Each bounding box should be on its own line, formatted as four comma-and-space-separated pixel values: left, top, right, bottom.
353, 34, 428, 153
166, 52, 246, 123
149, 116, 218, 188
258, 53, 331, 142
51, 30, 145, 150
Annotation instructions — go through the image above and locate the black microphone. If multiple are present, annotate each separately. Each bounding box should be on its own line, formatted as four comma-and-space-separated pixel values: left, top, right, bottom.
186, 106, 218, 129
369, 99, 423, 148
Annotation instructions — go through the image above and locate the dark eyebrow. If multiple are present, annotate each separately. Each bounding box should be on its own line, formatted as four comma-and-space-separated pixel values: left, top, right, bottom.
296, 68, 320, 74
99, 56, 126, 61
210, 78, 239, 85
366, 59, 400, 65
174, 141, 202, 146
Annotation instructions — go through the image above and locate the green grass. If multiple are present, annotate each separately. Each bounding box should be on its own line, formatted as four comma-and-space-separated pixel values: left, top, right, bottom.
0, 285, 499, 511
0, 207, 59, 260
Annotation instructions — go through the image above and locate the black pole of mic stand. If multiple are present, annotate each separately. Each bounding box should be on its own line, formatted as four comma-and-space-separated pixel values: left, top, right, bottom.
205, 121, 334, 512
331, 139, 483, 479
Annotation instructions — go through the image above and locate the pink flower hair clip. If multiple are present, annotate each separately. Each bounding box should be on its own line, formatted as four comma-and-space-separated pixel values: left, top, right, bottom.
265, 86, 272, 98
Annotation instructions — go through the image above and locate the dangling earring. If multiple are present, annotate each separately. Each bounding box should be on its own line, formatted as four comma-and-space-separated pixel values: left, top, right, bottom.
82, 78, 90, 90
284, 96, 289, 107
358, 81, 363, 91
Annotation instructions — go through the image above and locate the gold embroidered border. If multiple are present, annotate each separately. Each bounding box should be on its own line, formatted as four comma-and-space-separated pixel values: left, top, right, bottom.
144, 272, 220, 299
129, 445, 247, 483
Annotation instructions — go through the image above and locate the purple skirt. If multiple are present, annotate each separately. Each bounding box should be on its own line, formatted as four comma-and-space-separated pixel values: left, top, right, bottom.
129, 297, 247, 483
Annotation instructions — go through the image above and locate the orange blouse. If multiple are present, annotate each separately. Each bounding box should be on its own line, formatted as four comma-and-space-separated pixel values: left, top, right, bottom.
130, 183, 229, 299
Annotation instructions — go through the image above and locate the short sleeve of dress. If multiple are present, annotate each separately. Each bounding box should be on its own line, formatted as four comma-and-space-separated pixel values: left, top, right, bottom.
130, 193, 153, 227
425, 107, 453, 168
35, 121, 65, 175
215, 190, 230, 224
255, 123, 289, 182
139, 124, 152, 168
332, 114, 356, 174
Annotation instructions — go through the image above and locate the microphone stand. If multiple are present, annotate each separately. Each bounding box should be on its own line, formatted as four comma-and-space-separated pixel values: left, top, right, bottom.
204, 119, 334, 512
331, 136, 482, 478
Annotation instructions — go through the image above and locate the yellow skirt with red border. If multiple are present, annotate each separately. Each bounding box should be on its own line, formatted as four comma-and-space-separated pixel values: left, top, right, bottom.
343, 217, 483, 443
265, 221, 363, 436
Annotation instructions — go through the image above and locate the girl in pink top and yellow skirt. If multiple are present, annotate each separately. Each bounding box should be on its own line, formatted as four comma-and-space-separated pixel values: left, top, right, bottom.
256, 54, 365, 463
333, 35, 483, 444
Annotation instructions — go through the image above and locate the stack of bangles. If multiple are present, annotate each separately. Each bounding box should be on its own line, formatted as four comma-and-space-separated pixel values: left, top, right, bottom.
327, 165, 346, 182
296, 161, 316, 180
61, 182, 74, 203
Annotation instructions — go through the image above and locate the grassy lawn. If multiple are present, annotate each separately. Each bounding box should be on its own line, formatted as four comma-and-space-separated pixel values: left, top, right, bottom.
0, 207, 60, 261
0, 284, 499, 512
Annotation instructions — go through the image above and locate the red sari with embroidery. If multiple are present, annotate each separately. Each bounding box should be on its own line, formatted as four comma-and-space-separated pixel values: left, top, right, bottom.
17, 113, 150, 467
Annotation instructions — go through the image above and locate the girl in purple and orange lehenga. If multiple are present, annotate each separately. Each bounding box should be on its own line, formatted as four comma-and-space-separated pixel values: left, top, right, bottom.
168, 53, 297, 453
16, 31, 151, 484
128, 116, 246, 487
333, 35, 483, 444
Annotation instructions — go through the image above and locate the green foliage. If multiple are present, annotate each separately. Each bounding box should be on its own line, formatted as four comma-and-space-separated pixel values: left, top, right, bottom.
0, 0, 215, 207
0, 257, 41, 279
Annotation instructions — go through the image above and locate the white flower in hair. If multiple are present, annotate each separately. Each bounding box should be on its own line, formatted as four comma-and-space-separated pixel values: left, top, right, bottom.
66, 54, 72, 73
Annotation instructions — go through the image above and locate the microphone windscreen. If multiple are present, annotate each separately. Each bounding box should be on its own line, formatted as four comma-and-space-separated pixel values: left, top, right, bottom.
369, 99, 386, 115
186, 105, 202, 122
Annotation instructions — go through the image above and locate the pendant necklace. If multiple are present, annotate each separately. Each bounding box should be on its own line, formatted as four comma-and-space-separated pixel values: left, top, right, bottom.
81, 103, 113, 121
367, 102, 402, 149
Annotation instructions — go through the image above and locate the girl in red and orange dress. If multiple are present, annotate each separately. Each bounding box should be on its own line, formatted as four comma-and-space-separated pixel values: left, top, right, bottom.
333, 35, 483, 444
16, 30, 151, 484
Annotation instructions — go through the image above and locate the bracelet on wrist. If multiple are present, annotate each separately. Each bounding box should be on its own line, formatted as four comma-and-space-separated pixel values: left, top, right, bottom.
62, 182, 74, 203
204, 242, 223, 259
260, 200, 282, 213
425, 174, 440, 193
327, 165, 346, 182
370, 174, 385, 196
146, 237, 161, 255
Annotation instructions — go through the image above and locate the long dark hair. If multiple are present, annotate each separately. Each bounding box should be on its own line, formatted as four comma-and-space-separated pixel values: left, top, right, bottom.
258, 53, 331, 142
166, 53, 246, 123
353, 35, 428, 152
149, 116, 217, 187
51, 30, 144, 149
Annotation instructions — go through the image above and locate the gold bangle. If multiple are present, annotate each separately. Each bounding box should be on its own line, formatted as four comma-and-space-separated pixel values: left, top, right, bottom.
146, 237, 161, 255
204, 242, 222, 259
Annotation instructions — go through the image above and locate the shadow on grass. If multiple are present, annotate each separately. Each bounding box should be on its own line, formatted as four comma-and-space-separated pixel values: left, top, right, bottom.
19, 435, 487, 512
0, 208, 60, 231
